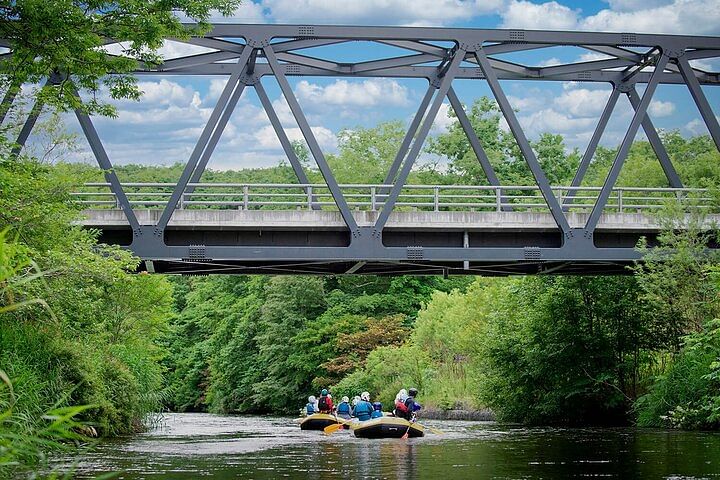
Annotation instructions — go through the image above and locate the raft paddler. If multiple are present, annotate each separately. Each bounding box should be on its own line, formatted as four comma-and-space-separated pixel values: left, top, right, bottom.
317, 389, 333, 413
336, 396, 352, 419
402, 388, 422, 420
354, 392, 374, 421
305, 395, 318, 415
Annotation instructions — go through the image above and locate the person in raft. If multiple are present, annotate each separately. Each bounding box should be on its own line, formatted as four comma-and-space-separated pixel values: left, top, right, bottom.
317, 389, 334, 414
354, 392, 374, 421
336, 396, 352, 419
393, 389, 408, 417
306, 395, 318, 415
402, 388, 422, 421
371, 402, 383, 419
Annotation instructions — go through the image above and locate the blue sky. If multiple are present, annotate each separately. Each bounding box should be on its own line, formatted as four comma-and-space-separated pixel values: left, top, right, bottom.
26, 0, 720, 171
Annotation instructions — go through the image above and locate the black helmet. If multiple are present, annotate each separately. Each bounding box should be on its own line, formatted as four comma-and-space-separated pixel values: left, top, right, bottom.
408, 388, 418, 397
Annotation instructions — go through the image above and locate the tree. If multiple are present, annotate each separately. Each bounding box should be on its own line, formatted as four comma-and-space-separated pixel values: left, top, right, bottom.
327, 121, 407, 183
0, 0, 240, 115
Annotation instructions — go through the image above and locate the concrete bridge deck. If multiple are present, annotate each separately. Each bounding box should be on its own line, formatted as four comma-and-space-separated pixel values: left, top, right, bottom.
73, 183, 718, 275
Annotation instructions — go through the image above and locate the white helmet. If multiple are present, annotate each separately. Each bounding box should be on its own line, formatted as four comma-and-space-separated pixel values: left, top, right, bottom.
352, 396, 360, 406
398, 389, 408, 402
308, 395, 316, 403
361, 391, 370, 401
342, 396, 349, 403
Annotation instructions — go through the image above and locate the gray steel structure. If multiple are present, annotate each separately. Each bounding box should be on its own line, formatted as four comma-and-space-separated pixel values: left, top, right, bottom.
2, 24, 720, 275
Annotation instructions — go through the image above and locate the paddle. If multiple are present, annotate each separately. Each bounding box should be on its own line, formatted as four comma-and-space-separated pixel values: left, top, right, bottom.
323, 422, 344, 435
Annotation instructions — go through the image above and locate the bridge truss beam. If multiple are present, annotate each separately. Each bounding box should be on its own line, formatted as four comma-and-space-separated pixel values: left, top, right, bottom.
2, 24, 720, 275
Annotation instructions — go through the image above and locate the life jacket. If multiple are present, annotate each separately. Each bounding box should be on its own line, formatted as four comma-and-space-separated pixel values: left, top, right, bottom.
337, 402, 351, 415
395, 399, 408, 414
318, 395, 333, 412
306, 403, 316, 415
354, 400, 373, 421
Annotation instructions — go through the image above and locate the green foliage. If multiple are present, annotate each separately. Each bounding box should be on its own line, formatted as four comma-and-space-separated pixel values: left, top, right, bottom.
475, 276, 652, 425
327, 122, 407, 183
163, 273, 467, 414
583, 131, 720, 188
632, 208, 720, 429
636, 319, 720, 429
0, 0, 241, 116
0, 149, 174, 477
428, 97, 580, 185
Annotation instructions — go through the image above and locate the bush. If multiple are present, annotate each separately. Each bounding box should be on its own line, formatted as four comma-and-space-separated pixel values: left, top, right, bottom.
636, 319, 720, 429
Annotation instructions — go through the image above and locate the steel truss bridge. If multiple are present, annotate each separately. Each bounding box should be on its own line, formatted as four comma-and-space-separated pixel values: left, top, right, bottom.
3, 24, 720, 275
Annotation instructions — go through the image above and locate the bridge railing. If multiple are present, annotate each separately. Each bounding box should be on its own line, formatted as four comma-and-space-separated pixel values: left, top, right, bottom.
71, 183, 714, 214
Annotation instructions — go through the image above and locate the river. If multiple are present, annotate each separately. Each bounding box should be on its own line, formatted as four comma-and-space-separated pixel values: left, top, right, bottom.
54, 413, 720, 479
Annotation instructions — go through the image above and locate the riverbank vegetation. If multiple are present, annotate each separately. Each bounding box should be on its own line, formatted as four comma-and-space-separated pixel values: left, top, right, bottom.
2, 93, 720, 477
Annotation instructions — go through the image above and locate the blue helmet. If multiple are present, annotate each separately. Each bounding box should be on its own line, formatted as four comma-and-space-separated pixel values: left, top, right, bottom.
321, 388, 328, 396
372, 402, 382, 411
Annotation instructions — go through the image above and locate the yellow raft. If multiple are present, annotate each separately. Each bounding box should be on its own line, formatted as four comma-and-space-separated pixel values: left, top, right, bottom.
299, 413, 347, 431
351, 416, 425, 438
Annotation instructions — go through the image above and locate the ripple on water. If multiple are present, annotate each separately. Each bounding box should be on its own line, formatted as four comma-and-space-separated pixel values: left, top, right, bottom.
53, 412, 720, 480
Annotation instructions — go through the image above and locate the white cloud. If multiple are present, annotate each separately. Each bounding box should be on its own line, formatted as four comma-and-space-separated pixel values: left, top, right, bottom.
576, 52, 615, 62
261, 0, 504, 25
432, 103, 455, 134
501, 1, 580, 30
648, 100, 676, 117
553, 88, 613, 117
135, 79, 200, 107
507, 94, 546, 112
604, 0, 674, 11
501, 0, 720, 35
690, 59, 718, 72
538, 57, 563, 67
519, 108, 597, 136
296, 79, 410, 108
580, 0, 720, 34
255, 124, 337, 151
208, 3, 266, 23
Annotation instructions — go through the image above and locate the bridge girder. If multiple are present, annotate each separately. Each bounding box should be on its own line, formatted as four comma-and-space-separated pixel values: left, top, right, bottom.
2, 24, 720, 275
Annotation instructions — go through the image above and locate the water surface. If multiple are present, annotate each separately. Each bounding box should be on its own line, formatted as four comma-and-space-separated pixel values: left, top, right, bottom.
57, 412, 720, 479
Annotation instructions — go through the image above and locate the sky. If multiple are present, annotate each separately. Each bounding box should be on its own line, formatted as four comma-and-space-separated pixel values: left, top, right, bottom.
23, 0, 720, 171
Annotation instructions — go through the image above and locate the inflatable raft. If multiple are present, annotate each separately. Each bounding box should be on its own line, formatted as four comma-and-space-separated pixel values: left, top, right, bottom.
351, 416, 425, 438
299, 413, 347, 431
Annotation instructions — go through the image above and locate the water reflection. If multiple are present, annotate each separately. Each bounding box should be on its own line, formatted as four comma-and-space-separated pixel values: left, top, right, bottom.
55, 413, 720, 479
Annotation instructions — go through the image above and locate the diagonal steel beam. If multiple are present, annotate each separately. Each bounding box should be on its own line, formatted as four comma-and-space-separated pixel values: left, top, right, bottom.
352, 53, 439, 73
11, 81, 49, 155
446, 87, 502, 187
483, 43, 554, 55
627, 87, 683, 187
376, 39, 447, 56
156, 48, 253, 232
447, 87, 511, 212
585, 54, 670, 233
274, 52, 342, 72
264, 43, 359, 234
182, 37, 246, 54
271, 38, 348, 53
564, 86, 621, 207
538, 58, 634, 76
0, 84, 18, 125
381, 83, 435, 191
186, 69, 250, 191
159, 50, 241, 70
676, 54, 720, 152
374, 48, 465, 233
72, 90, 140, 232
254, 79, 318, 210
474, 48, 571, 235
